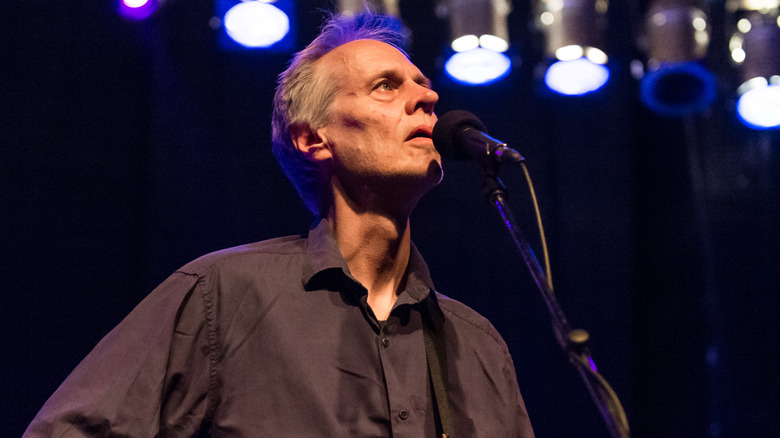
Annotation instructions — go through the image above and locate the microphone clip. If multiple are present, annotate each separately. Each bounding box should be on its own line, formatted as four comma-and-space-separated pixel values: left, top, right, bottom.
460, 127, 525, 165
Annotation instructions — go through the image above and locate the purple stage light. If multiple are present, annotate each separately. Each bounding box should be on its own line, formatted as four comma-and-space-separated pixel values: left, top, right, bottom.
118, 0, 158, 20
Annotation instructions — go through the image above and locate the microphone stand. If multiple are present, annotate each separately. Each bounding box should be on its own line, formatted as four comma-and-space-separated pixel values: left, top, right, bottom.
480, 161, 630, 438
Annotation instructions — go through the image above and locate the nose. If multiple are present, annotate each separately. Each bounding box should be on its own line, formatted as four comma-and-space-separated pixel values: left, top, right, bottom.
406, 82, 438, 115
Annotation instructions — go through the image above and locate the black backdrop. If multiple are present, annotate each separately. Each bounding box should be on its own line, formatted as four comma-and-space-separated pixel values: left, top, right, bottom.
2, 0, 779, 437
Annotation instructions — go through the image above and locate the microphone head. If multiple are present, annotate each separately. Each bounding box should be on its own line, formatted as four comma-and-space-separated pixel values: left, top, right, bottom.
432, 110, 488, 161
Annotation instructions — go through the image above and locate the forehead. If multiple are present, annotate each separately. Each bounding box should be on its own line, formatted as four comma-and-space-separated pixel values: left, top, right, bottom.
318, 39, 422, 81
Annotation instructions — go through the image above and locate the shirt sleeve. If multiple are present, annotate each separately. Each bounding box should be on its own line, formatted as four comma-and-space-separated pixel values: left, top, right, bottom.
24, 271, 216, 437
505, 350, 535, 438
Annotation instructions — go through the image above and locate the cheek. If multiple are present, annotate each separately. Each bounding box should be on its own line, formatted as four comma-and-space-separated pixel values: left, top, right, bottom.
362, 103, 402, 128
340, 114, 367, 130
330, 104, 405, 153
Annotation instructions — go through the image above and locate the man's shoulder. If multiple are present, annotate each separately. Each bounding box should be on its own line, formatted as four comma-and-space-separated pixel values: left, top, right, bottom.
435, 292, 509, 351
176, 233, 308, 276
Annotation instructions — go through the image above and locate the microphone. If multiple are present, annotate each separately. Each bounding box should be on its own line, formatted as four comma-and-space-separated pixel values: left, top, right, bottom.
432, 110, 524, 164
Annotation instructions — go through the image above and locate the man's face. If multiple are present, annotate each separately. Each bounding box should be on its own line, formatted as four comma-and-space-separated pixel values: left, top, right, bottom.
315, 39, 442, 202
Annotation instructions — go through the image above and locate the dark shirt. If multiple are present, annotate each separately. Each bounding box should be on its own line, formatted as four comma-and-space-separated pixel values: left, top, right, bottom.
25, 218, 534, 437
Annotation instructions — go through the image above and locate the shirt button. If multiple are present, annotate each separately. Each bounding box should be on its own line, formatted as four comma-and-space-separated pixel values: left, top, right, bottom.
398, 409, 409, 420
382, 337, 390, 347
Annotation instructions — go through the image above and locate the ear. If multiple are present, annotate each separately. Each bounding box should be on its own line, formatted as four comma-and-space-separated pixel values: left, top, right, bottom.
290, 123, 332, 163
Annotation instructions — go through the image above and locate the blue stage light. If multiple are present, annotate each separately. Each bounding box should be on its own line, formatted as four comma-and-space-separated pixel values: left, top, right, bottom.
640, 62, 717, 116
728, 5, 780, 129
444, 0, 512, 86
117, 0, 158, 20
222, 1, 290, 49
737, 80, 780, 130
537, 0, 609, 96
640, 4, 715, 116
445, 47, 511, 86
544, 57, 610, 96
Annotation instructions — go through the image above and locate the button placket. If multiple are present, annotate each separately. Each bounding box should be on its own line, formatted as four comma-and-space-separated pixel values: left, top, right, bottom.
380, 320, 393, 348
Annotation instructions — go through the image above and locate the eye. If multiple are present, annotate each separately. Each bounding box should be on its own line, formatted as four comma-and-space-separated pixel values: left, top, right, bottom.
375, 80, 395, 91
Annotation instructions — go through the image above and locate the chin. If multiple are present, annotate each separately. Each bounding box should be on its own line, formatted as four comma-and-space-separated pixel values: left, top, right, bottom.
384, 162, 442, 195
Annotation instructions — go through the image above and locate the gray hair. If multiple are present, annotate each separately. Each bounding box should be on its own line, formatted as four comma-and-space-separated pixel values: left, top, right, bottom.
271, 12, 407, 216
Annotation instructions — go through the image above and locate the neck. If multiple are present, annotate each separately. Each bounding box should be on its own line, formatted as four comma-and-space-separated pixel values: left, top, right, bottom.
327, 187, 413, 321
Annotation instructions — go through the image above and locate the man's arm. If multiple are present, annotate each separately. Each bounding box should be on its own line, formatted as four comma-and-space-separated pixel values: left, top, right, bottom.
24, 271, 214, 437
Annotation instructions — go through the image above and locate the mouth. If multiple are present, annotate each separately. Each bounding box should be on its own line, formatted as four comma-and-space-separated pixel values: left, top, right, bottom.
407, 125, 434, 142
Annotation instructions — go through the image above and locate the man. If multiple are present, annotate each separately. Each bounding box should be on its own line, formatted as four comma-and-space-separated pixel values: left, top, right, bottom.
25, 12, 534, 437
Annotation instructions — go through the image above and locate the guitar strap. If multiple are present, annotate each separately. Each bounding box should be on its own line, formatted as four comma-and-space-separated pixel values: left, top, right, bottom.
423, 295, 454, 438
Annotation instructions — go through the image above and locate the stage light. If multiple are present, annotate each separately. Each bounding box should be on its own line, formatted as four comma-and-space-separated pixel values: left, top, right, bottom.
544, 56, 609, 95
222, 1, 290, 48
728, 1, 780, 129
639, 2, 716, 116
737, 80, 780, 129
445, 48, 512, 85
444, 0, 513, 85
537, 0, 611, 96
117, 0, 158, 20
338, 0, 400, 17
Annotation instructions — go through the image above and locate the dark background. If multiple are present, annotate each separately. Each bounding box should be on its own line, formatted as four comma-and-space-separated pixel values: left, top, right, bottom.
2, 0, 779, 437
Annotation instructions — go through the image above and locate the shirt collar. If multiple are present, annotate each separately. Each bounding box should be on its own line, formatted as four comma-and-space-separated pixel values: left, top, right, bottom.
301, 217, 437, 304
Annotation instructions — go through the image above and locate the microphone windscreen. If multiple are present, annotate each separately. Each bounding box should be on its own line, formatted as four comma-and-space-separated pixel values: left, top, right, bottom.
432, 110, 488, 161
